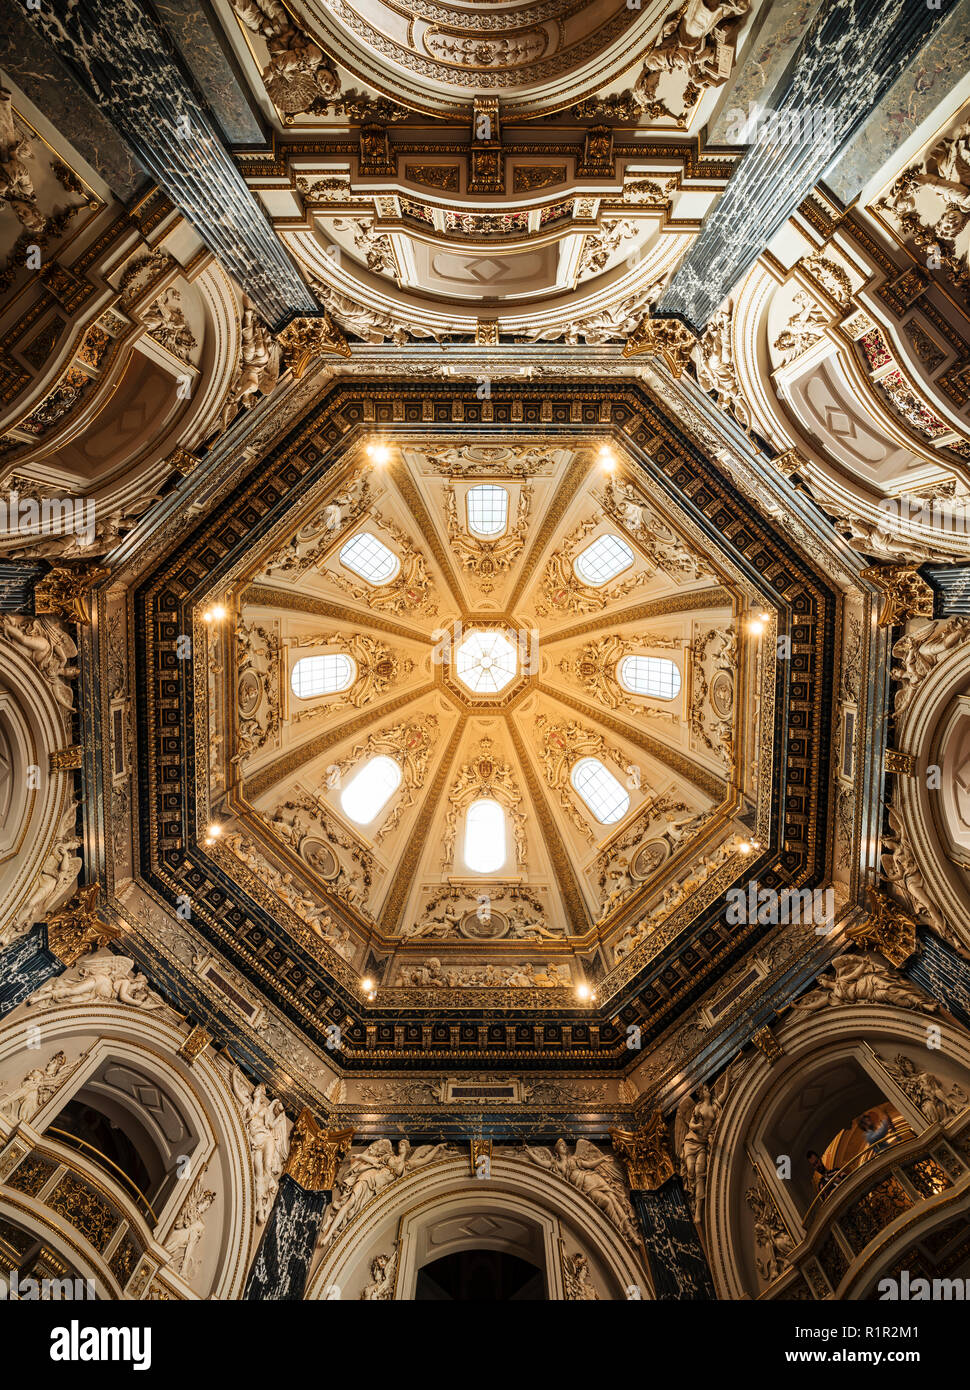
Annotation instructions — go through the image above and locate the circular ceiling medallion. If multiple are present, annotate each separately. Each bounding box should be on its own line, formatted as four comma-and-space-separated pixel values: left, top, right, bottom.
710, 671, 734, 720
632, 839, 669, 879
460, 909, 508, 940
300, 838, 339, 879
237, 670, 262, 717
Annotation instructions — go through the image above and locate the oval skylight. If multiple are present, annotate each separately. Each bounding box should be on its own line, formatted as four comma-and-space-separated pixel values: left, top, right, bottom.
464, 798, 506, 872
571, 757, 630, 824
340, 754, 402, 824
339, 531, 400, 585
291, 654, 356, 699
619, 655, 681, 700
574, 533, 635, 586
466, 484, 509, 537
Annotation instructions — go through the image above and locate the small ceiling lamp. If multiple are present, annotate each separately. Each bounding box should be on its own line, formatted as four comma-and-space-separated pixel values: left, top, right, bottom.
366, 441, 392, 465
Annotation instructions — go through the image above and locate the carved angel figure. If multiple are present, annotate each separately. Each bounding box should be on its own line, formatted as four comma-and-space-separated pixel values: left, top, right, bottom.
635, 0, 749, 103
562, 1251, 600, 1300
360, 1246, 398, 1300
319, 1139, 450, 1244
1, 616, 79, 711
215, 300, 280, 435
880, 1053, 969, 1125
523, 1139, 638, 1244
164, 1178, 216, 1280
27, 952, 164, 1011
230, 1067, 289, 1223
229, 0, 339, 113
791, 953, 938, 1015
0, 1050, 72, 1121
881, 804, 947, 937
0, 85, 45, 234
674, 1065, 736, 1222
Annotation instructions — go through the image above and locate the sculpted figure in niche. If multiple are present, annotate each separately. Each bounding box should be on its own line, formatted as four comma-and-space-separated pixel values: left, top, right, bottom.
230, 1067, 289, 1223
164, 1178, 216, 1281
879, 1053, 969, 1125
0, 1050, 74, 1120
674, 1064, 739, 1222
0, 86, 45, 234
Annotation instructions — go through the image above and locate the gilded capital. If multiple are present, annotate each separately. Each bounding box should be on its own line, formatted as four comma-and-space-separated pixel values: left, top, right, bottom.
284, 1110, 355, 1192
623, 315, 697, 376
846, 888, 918, 968
34, 565, 111, 625
859, 564, 934, 627
610, 1112, 675, 1192
277, 313, 351, 377
45, 883, 120, 967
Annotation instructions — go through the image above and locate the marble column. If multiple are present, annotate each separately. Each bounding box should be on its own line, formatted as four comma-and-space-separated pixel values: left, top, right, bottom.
657, 0, 958, 332
0, 925, 60, 1019
0, 885, 116, 1020
919, 562, 970, 618
27, 1, 317, 329
244, 1113, 354, 1301
612, 1116, 716, 1300
905, 928, 970, 1032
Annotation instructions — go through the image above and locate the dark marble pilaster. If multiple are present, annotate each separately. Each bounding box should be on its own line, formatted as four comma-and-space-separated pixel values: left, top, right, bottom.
0, 562, 44, 614
243, 1111, 353, 1300
905, 928, 970, 1031
920, 562, 970, 618
612, 1117, 716, 1300
243, 1175, 329, 1302
658, 0, 958, 332
630, 1180, 717, 1301
0, 925, 63, 1019
27, 1, 316, 328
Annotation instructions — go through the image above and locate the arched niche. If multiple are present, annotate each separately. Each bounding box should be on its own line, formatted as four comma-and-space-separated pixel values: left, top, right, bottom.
893, 637, 970, 943
705, 1005, 970, 1300
0, 622, 78, 944
305, 1154, 647, 1300
0, 1007, 256, 1299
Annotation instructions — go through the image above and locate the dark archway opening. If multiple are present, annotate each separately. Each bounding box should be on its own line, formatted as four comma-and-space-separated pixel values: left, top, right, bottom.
415, 1249, 545, 1300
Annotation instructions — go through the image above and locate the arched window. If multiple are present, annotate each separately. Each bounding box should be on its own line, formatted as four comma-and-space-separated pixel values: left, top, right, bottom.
340, 755, 402, 824
574, 533, 635, 586
571, 757, 630, 824
339, 531, 400, 585
466, 485, 509, 537
464, 798, 506, 873
618, 655, 681, 700
291, 654, 356, 699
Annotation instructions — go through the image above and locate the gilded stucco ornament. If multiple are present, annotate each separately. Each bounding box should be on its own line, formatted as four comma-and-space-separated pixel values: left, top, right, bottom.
860, 564, 935, 626
45, 882, 120, 967
623, 314, 697, 375
34, 565, 111, 625
610, 1113, 676, 1192
276, 313, 351, 376
847, 888, 919, 968
283, 1110, 355, 1191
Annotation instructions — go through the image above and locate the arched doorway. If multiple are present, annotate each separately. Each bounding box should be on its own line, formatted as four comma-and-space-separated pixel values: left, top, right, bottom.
415, 1249, 545, 1300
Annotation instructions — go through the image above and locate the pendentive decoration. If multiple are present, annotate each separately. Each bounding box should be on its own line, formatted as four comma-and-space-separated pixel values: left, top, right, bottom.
243, 1112, 354, 1301
0, 884, 118, 1019
611, 1114, 716, 1299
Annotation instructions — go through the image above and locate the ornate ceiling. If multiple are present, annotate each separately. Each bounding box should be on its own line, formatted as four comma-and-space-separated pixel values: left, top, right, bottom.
103, 369, 839, 1074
